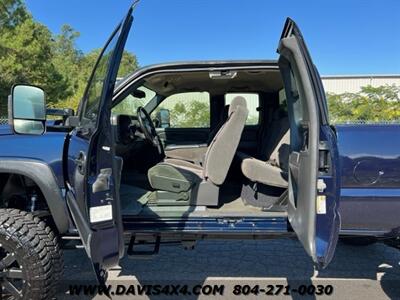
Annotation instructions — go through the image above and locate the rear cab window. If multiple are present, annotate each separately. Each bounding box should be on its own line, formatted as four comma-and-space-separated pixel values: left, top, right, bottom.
225, 93, 260, 125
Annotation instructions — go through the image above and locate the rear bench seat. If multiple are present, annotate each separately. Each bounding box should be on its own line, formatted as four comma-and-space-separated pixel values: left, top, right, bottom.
239, 130, 289, 188
238, 108, 290, 187
236, 109, 290, 208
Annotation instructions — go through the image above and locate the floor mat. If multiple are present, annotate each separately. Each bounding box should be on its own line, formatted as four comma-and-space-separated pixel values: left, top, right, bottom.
120, 184, 150, 215
121, 170, 151, 191
209, 197, 263, 212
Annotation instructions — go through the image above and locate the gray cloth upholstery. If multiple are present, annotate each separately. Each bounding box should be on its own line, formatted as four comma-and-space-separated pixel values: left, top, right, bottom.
239, 108, 290, 188
241, 153, 289, 188
164, 146, 208, 164
207, 104, 230, 144
163, 158, 203, 171
148, 97, 248, 193
148, 160, 202, 193
259, 109, 289, 161
203, 96, 249, 185
164, 105, 230, 164
267, 130, 290, 172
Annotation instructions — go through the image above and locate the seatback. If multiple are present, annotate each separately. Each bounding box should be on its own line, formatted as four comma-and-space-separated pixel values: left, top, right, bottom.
206, 104, 230, 144
203, 97, 248, 185
269, 130, 290, 172
259, 109, 290, 171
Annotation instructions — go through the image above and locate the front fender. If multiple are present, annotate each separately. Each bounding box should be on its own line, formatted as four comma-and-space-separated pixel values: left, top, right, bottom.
0, 158, 69, 233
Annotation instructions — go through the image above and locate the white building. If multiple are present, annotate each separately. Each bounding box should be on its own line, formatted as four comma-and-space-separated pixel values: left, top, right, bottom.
321, 74, 400, 94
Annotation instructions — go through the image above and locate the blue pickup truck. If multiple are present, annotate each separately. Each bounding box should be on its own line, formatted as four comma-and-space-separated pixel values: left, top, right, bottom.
0, 5, 399, 299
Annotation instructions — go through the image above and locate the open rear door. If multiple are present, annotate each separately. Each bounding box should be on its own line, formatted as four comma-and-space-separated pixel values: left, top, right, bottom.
278, 18, 341, 268
64, 4, 136, 285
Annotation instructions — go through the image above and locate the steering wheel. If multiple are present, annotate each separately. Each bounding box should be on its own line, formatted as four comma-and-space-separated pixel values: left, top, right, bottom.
137, 107, 164, 154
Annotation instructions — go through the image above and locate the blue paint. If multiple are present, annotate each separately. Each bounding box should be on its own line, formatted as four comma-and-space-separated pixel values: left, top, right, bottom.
0, 129, 67, 186
336, 124, 400, 232
0, 125, 12, 135
341, 188, 400, 197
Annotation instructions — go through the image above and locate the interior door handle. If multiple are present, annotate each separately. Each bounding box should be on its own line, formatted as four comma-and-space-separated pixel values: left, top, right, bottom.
75, 151, 86, 175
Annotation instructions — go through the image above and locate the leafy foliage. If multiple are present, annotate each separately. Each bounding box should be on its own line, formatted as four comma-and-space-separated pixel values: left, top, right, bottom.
0, 0, 28, 29
152, 92, 211, 128
166, 101, 210, 128
327, 85, 400, 123
0, 16, 70, 109
0, 0, 138, 116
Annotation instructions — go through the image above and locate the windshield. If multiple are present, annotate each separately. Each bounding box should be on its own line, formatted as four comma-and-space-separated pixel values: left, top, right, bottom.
112, 86, 156, 116
81, 25, 122, 127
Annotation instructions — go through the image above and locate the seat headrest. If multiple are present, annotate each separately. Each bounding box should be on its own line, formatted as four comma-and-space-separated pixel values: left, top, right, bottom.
228, 96, 247, 116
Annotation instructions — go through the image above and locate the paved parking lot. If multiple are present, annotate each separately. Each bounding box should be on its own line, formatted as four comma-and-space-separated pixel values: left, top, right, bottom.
57, 239, 400, 299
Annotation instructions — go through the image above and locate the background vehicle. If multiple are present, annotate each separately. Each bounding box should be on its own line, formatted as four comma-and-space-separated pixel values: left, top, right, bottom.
0, 4, 399, 299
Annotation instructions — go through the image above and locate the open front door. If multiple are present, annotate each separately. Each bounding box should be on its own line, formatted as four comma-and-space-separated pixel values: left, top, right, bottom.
278, 18, 341, 268
64, 5, 135, 285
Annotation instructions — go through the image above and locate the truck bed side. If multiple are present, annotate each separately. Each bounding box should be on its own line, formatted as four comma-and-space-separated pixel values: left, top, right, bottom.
336, 124, 400, 235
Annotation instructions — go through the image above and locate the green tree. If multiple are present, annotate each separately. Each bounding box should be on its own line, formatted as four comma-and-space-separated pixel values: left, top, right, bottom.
54, 48, 139, 111
156, 100, 210, 128
0, 18, 70, 108
327, 84, 400, 123
0, 0, 28, 29
52, 25, 83, 98
0, 0, 139, 116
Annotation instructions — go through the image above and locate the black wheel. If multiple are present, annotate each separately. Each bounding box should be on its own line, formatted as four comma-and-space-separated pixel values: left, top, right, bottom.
0, 209, 63, 299
340, 236, 377, 246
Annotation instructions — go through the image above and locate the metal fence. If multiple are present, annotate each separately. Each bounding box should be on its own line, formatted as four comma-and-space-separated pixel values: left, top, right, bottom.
1, 116, 399, 127
333, 120, 400, 125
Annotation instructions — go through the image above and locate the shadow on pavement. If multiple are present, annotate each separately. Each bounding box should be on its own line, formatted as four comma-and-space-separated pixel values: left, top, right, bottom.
58, 239, 400, 299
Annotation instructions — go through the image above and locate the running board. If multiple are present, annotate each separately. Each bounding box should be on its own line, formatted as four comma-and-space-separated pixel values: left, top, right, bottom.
123, 216, 289, 234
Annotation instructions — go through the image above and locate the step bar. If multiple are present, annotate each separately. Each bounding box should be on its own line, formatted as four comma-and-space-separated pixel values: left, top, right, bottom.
122, 216, 289, 235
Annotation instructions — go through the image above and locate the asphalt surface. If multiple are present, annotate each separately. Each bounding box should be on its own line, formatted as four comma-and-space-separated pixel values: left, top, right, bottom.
57, 239, 400, 299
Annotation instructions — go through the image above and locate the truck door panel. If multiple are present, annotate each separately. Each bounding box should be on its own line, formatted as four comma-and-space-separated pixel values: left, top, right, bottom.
278, 18, 341, 268
64, 4, 135, 286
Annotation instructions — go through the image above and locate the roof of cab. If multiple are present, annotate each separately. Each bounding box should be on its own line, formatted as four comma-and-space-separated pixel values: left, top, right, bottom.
114, 60, 279, 95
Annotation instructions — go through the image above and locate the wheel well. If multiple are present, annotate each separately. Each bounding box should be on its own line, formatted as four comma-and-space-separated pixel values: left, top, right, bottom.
0, 173, 54, 224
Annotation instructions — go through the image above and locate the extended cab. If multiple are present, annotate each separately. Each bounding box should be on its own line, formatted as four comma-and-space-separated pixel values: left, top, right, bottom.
0, 4, 399, 298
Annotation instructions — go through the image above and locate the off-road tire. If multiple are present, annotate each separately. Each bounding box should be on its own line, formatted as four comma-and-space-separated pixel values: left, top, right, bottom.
0, 209, 63, 299
8, 210, 64, 285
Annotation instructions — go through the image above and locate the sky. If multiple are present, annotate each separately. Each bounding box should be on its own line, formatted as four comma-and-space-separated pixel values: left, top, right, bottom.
25, 0, 400, 75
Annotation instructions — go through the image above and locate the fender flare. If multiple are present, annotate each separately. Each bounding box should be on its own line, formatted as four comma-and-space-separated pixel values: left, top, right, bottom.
0, 158, 69, 233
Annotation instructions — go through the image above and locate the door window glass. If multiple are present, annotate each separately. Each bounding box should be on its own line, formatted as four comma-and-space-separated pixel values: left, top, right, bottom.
81, 26, 122, 129
152, 92, 210, 128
